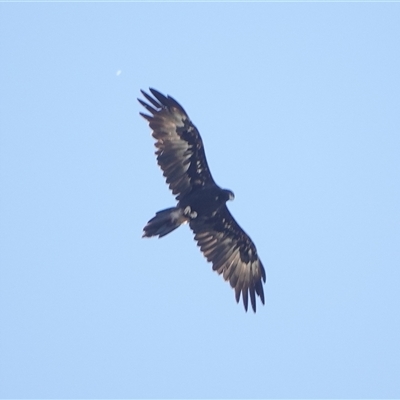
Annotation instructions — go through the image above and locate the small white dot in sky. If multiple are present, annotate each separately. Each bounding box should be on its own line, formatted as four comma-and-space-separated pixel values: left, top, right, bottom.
116, 70, 122, 76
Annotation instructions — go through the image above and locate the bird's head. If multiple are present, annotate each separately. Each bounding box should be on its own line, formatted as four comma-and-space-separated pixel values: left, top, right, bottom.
223, 189, 235, 202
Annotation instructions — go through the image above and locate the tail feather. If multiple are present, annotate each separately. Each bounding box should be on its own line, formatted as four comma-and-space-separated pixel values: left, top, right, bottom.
143, 207, 188, 238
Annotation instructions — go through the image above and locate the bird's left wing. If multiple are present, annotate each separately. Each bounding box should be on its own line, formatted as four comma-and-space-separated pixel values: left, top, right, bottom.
138, 89, 216, 201
189, 206, 266, 312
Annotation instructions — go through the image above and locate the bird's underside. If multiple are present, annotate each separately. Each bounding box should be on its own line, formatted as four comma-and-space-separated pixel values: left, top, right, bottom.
139, 88, 266, 312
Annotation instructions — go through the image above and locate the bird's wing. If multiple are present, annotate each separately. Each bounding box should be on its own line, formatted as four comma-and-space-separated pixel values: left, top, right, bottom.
139, 89, 216, 201
189, 205, 266, 312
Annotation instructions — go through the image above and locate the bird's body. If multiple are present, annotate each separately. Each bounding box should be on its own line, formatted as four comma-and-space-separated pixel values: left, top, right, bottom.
179, 186, 234, 218
139, 89, 266, 312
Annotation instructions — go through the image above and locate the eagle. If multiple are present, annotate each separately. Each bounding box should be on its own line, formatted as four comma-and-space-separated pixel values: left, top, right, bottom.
139, 89, 266, 312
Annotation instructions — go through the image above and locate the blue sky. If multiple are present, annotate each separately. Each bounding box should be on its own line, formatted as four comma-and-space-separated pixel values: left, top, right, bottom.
1, 3, 399, 398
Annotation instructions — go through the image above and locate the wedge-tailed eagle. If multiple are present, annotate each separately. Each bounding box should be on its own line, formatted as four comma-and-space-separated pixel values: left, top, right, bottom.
139, 89, 266, 312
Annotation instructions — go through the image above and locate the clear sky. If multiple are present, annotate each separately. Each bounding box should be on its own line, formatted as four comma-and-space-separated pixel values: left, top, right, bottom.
1, 3, 399, 398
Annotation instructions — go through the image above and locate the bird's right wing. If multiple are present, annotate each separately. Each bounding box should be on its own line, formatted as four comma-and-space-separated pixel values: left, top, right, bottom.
138, 89, 216, 201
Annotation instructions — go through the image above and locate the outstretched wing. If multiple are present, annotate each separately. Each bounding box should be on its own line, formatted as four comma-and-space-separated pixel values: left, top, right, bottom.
190, 206, 266, 312
138, 89, 216, 201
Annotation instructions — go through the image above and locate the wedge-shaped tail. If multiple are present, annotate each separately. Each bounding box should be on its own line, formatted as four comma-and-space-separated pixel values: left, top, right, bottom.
143, 207, 188, 238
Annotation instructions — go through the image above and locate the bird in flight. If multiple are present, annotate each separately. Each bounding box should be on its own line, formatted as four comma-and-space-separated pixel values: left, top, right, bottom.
139, 89, 266, 312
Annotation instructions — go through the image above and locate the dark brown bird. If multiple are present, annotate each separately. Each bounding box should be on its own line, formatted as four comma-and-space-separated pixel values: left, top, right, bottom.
139, 89, 266, 312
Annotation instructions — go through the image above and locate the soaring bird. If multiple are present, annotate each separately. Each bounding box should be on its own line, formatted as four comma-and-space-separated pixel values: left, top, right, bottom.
139, 89, 266, 312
